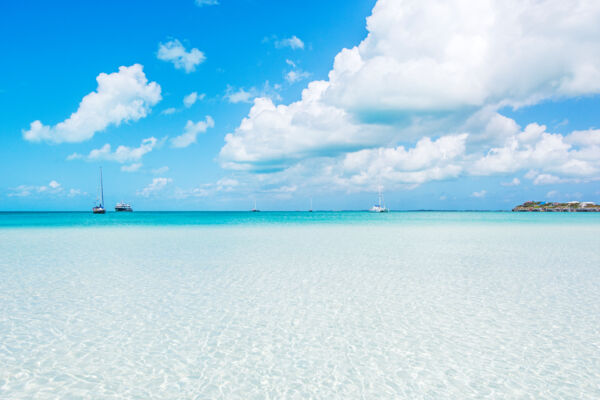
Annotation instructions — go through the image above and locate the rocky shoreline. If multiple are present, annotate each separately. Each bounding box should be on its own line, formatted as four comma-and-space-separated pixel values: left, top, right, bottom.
512, 201, 600, 212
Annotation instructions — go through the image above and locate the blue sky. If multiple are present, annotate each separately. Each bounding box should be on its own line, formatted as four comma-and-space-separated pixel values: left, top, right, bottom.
1, 0, 599, 211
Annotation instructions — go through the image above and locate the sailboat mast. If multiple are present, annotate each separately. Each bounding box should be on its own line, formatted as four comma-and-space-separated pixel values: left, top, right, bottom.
100, 167, 104, 207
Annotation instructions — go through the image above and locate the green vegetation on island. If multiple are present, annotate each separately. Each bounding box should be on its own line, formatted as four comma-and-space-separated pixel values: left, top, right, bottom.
512, 201, 600, 212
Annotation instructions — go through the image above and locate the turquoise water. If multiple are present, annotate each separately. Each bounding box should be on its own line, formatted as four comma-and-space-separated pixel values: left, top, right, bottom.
1, 212, 599, 398
1, 210, 599, 227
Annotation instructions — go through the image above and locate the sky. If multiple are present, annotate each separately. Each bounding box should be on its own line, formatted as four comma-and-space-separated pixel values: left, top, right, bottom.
1, 0, 599, 211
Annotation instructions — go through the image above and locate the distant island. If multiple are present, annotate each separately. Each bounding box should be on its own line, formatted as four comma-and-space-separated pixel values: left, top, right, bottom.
512, 201, 600, 212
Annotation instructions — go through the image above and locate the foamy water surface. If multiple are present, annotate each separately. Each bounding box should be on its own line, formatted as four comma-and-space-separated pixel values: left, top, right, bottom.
1, 212, 599, 398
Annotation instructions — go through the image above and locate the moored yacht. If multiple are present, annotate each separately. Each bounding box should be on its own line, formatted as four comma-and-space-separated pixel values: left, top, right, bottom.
115, 201, 133, 212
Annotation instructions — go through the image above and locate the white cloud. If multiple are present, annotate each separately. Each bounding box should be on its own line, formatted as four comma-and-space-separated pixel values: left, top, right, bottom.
7, 180, 86, 198
286, 69, 310, 84
23, 65, 161, 143
183, 91, 204, 108
68, 137, 158, 163
224, 83, 281, 104
471, 190, 487, 198
546, 190, 559, 199
220, 0, 600, 192
224, 86, 253, 104
170, 116, 215, 148
533, 174, 564, 185
161, 107, 178, 115
175, 177, 239, 198
471, 124, 600, 178
195, 0, 218, 6
137, 177, 172, 197
275, 36, 304, 50
68, 188, 84, 197
152, 166, 169, 175
121, 163, 142, 172
157, 39, 205, 73
501, 177, 520, 186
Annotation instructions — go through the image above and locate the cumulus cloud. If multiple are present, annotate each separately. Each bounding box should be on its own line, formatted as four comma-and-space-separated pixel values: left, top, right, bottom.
471, 124, 600, 178
68, 137, 158, 163
137, 177, 172, 197
183, 91, 204, 108
220, 0, 600, 192
157, 39, 205, 73
23, 65, 161, 143
275, 36, 304, 50
170, 116, 215, 148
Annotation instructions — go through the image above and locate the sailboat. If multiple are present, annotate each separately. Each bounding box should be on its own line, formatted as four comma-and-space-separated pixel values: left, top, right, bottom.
251, 199, 260, 212
92, 167, 106, 214
309, 198, 313, 212
370, 186, 389, 213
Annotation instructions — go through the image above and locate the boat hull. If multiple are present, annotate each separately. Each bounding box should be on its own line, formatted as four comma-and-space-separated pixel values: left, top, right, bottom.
115, 207, 133, 212
92, 207, 106, 214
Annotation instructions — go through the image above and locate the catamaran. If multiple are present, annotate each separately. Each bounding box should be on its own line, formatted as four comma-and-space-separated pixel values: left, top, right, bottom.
92, 167, 106, 214
115, 201, 133, 212
370, 187, 389, 213
251, 199, 260, 212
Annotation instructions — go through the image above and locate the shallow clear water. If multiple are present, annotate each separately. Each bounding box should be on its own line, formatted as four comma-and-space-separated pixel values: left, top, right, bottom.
1, 212, 599, 398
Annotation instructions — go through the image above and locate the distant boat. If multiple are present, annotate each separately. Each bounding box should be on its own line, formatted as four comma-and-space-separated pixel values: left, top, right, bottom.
92, 167, 106, 214
251, 200, 260, 212
309, 198, 313, 212
370, 186, 389, 213
115, 201, 133, 212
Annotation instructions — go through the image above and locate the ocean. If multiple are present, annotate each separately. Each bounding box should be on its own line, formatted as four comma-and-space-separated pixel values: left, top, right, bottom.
1, 212, 599, 398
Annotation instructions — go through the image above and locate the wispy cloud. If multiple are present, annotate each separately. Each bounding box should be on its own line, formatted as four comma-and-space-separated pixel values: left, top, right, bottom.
183, 91, 204, 108
152, 166, 169, 175
137, 177, 172, 197
471, 190, 487, 198
161, 107, 178, 115
195, 0, 218, 6
224, 82, 281, 104
501, 178, 520, 186
121, 163, 142, 172
8, 180, 85, 198
286, 69, 310, 84
275, 35, 304, 50
68, 137, 159, 163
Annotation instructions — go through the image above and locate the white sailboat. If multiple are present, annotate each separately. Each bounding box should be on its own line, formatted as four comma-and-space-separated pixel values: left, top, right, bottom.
92, 167, 106, 214
251, 199, 260, 212
370, 186, 389, 213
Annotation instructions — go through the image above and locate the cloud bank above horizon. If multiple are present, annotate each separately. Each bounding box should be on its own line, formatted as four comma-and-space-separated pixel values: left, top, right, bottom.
220, 0, 600, 193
